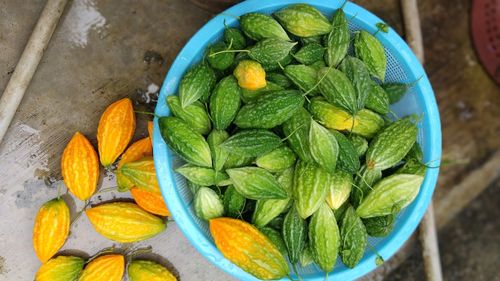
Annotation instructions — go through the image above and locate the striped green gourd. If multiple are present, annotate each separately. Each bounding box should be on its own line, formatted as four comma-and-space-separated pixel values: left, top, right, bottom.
340, 206, 367, 268
252, 167, 293, 227
266, 72, 292, 89
256, 146, 297, 173
259, 227, 288, 255
223, 185, 246, 218
159, 117, 212, 167
330, 130, 360, 174
309, 202, 340, 272
354, 31, 387, 81
293, 160, 331, 219
365, 117, 418, 170
363, 214, 396, 237
240, 13, 290, 41
325, 170, 353, 210
262, 53, 294, 72
356, 174, 424, 218
293, 43, 325, 65
282, 206, 307, 264
248, 38, 297, 65
241, 81, 284, 104
340, 56, 371, 111
194, 187, 224, 220
175, 165, 229, 186
274, 4, 332, 37
300, 35, 322, 45
223, 153, 255, 169
282, 107, 314, 162
179, 63, 216, 107
220, 129, 282, 157
207, 129, 229, 171
235, 90, 304, 129
167, 96, 211, 135
348, 134, 368, 157
284, 64, 318, 94
325, 9, 349, 67
365, 82, 390, 115
317, 67, 357, 114
309, 120, 339, 174
351, 109, 385, 138
207, 42, 234, 71
210, 76, 241, 130
224, 27, 246, 50
226, 167, 288, 200
310, 59, 326, 71
351, 165, 382, 208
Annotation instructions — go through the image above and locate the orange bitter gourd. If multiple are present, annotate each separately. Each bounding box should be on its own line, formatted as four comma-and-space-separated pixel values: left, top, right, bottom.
115, 137, 152, 192
61, 132, 99, 200
148, 120, 154, 142
33, 198, 70, 263
209, 217, 289, 280
97, 98, 136, 167
85, 202, 166, 242
35, 255, 84, 281
128, 260, 177, 281
78, 254, 124, 281
131, 188, 170, 217
119, 157, 160, 193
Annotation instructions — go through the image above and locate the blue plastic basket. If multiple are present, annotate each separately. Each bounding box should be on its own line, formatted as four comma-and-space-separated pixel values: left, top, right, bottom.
153, 0, 442, 280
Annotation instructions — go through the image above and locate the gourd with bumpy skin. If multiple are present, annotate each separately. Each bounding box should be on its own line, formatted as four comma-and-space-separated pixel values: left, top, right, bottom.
224, 27, 246, 50
340, 56, 372, 111
233, 60, 267, 90
235, 90, 305, 129
207, 129, 229, 171
309, 203, 340, 273
61, 132, 99, 200
33, 198, 70, 263
240, 13, 290, 41
340, 206, 367, 268
363, 214, 396, 237
131, 188, 170, 217
175, 165, 229, 186
97, 98, 135, 167
223, 185, 246, 218
356, 174, 423, 218
365, 82, 390, 115
325, 170, 353, 210
282, 206, 307, 264
284, 64, 318, 94
207, 42, 234, 71
119, 157, 160, 193
309, 120, 339, 174
293, 160, 331, 219
194, 187, 224, 220
274, 4, 332, 37
159, 117, 212, 167
255, 146, 296, 173
348, 134, 369, 158
266, 72, 292, 89
354, 31, 387, 81
382, 82, 409, 104
299, 244, 314, 267
210, 76, 241, 130
220, 129, 282, 157
35, 256, 84, 281
78, 254, 124, 281
167, 96, 211, 135
365, 117, 418, 170
283, 107, 314, 162
330, 130, 360, 174
241, 81, 283, 103
128, 260, 177, 281
85, 202, 166, 242
179, 63, 216, 107
209, 218, 289, 280
351, 109, 385, 138
325, 9, 349, 67
248, 38, 297, 66
227, 167, 288, 200
317, 67, 357, 114
116, 137, 152, 192
293, 43, 325, 65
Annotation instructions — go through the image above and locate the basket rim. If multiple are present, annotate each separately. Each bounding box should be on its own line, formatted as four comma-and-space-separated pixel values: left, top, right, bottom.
153, 0, 442, 280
